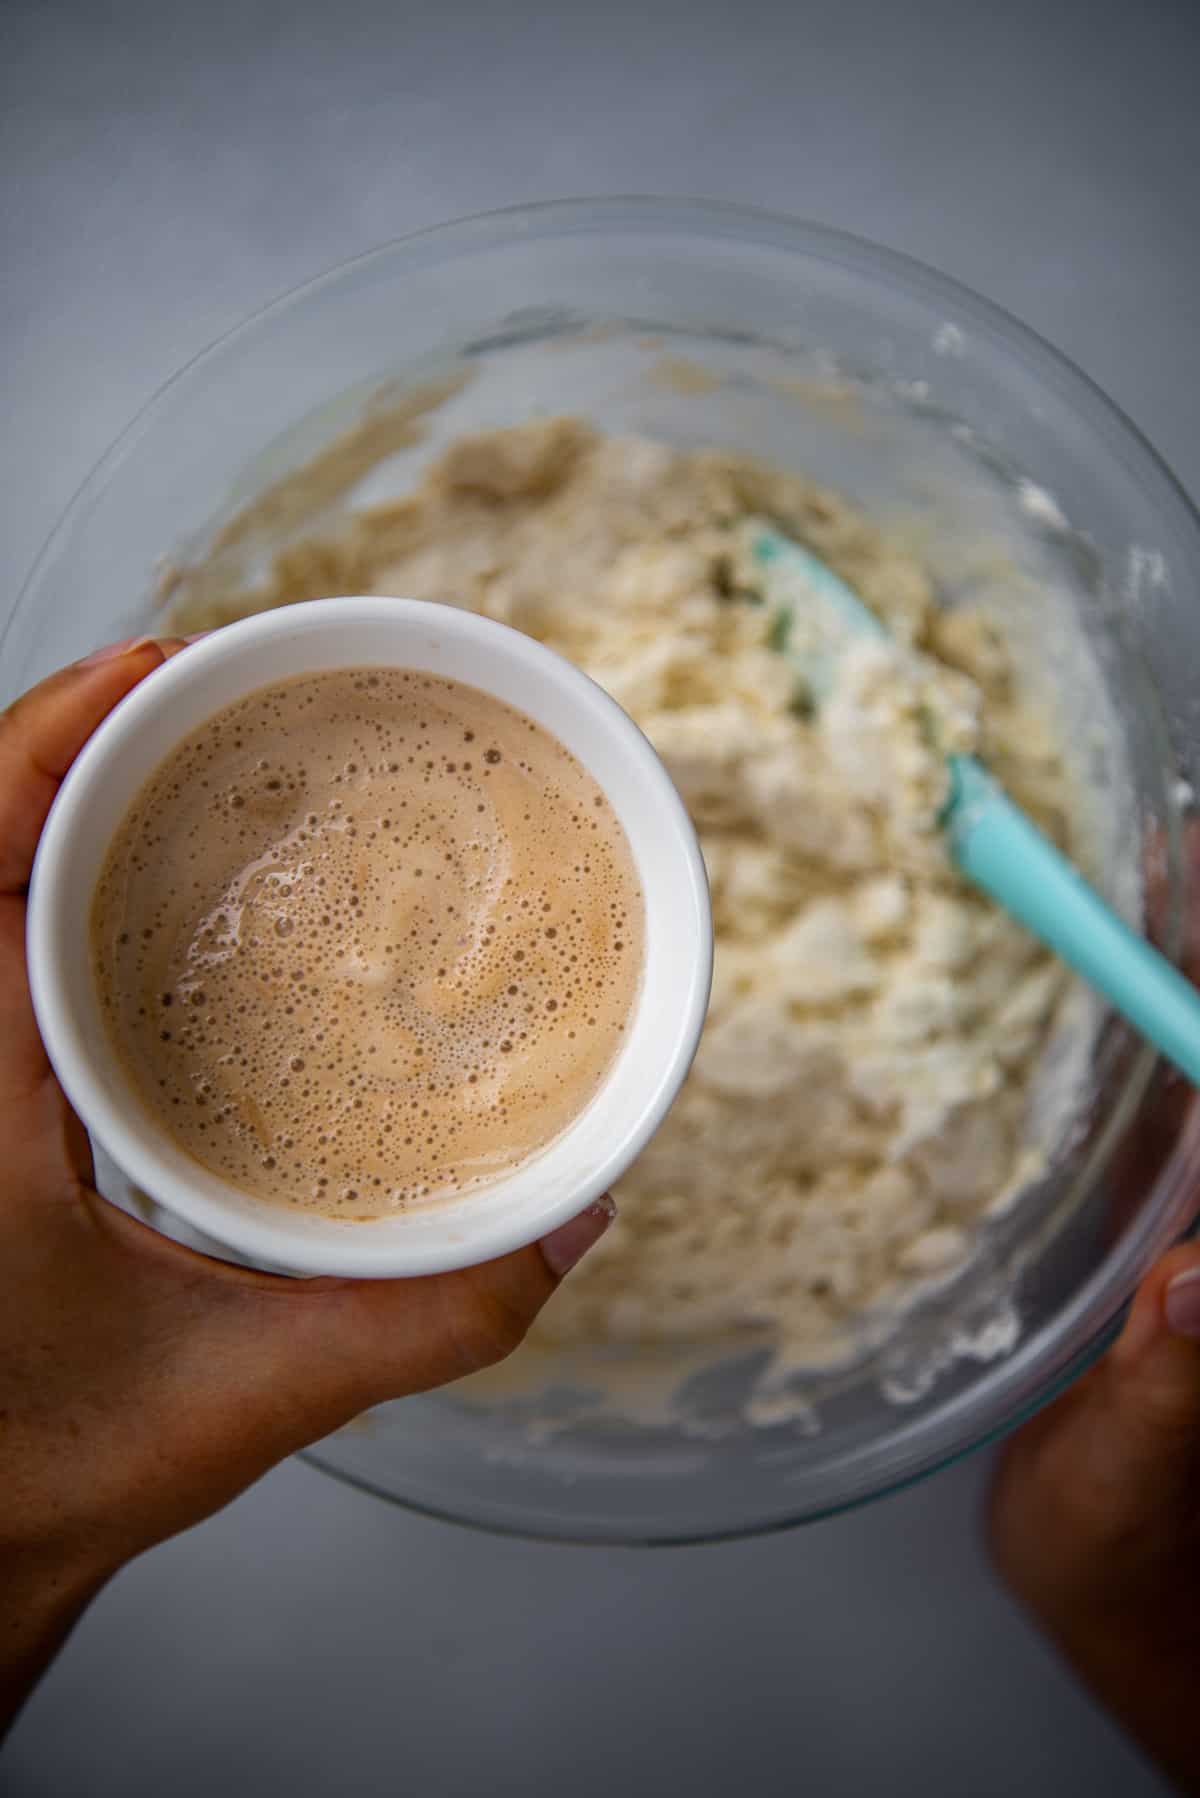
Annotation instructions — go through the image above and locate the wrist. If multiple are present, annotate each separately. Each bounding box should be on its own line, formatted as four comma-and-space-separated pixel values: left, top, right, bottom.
1040, 1603, 1200, 1791
0, 1540, 116, 1739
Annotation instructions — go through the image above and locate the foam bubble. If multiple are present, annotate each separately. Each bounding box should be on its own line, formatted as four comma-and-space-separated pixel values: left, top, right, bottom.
91, 667, 644, 1218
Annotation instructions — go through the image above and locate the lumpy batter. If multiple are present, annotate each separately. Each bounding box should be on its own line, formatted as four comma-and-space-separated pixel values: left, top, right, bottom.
168, 416, 1075, 1354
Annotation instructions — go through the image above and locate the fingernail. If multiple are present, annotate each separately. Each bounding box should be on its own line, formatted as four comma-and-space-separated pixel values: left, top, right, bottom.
1165, 1268, 1200, 1338
78, 635, 157, 667
539, 1194, 617, 1279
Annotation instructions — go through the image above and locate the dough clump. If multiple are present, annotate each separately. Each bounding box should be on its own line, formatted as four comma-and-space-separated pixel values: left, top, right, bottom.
174, 417, 1073, 1358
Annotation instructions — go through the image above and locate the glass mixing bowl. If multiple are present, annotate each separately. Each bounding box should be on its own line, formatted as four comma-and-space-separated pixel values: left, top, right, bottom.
9, 199, 1200, 1542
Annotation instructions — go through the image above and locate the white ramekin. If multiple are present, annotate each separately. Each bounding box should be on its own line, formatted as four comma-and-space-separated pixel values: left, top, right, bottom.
27, 597, 712, 1277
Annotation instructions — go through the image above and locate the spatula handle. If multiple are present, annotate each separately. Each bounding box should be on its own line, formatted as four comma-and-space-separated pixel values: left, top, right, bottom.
946, 754, 1200, 1086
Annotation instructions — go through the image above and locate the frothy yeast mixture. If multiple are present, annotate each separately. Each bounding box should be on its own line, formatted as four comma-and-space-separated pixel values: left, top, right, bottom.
91, 668, 643, 1217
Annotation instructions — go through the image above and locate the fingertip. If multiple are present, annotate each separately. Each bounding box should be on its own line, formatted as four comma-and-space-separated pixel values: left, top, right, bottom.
75, 636, 161, 668
1164, 1264, 1200, 1340
539, 1193, 617, 1280
1114, 1243, 1200, 1365
73, 634, 192, 673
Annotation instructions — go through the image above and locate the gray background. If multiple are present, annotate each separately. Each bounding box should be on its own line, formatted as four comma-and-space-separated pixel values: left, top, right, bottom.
1, 1, 1195, 1792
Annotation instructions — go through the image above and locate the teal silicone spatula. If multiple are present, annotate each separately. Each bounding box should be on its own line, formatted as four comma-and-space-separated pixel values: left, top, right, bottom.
749, 520, 1200, 1086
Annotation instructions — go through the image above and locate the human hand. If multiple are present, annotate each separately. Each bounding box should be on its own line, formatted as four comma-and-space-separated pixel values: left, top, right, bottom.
0, 639, 613, 1733
990, 1243, 1200, 1793
990, 828, 1200, 1793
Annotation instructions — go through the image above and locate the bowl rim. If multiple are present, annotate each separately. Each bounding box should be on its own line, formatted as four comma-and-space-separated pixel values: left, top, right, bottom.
12, 196, 1200, 1539
11, 194, 1200, 676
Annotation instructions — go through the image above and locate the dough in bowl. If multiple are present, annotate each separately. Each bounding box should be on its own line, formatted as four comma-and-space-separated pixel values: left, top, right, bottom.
170, 416, 1083, 1366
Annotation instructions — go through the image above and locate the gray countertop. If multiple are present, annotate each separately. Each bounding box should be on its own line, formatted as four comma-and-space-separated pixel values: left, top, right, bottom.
2, 2, 1194, 1791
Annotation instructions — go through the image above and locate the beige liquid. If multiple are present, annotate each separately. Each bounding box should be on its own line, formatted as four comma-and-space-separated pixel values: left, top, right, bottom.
91, 668, 644, 1218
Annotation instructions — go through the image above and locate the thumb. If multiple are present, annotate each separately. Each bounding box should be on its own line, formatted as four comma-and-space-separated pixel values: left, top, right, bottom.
101, 1190, 617, 1449
284, 1195, 619, 1421
1099, 1243, 1200, 1512
0, 636, 189, 897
